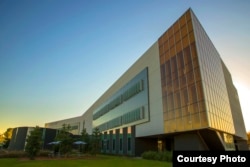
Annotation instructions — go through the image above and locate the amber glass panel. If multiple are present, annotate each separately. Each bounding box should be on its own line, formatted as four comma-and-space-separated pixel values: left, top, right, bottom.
160, 55, 165, 65
183, 46, 192, 64
179, 16, 186, 27
182, 107, 189, 116
189, 31, 195, 43
182, 35, 189, 48
176, 118, 183, 131
169, 36, 174, 48
193, 57, 199, 68
185, 63, 193, 74
189, 84, 197, 103
193, 103, 199, 113
165, 60, 171, 74
176, 41, 182, 53
175, 31, 181, 42
170, 46, 175, 57
194, 68, 201, 81
173, 72, 178, 81
159, 37, 164, 46
168, 26, 174, 37
171, 57, 177, 72
173, 78, 179, 91
192, 113, 200, 129
187, 20, 193, 32
180, 87, 188, 106
161, 64, 165, 78
168, 110, 174, 120
188, 104, 194, 114
177, 52, 184, 70
174, 92, 181, 108
164, 42, 169, 51
173, 21, 179, 32
200, 111, 207, 127
166, 74, 172, 84
176, 108, 182, 118
159, 45, 164, 56
183, 116, 192, 130
165, 50, 170, 60
187, 71, 194, 84
163, 33, 168, 43
181, 25, 188, 37
178, 68, 185, 78
167, 93, 174, 111
196, 82, 204, 101
170, 119, 176, 131
186, 10, 191, 22
180, 75, 186, 88
190, 42, 197, 58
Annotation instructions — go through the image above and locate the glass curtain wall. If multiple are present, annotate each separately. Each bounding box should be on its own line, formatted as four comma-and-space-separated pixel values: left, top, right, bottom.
191, 10, 235, 134
158, 9, 208, 133
159, 9, 235, 135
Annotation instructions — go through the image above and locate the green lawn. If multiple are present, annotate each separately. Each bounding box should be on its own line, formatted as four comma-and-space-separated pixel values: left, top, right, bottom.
0, 155, 171, 167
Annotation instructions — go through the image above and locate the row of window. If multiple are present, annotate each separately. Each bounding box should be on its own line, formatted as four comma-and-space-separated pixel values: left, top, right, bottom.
97, 107, 144, 131
93, 80, 144, 120
102, 137, 131, 152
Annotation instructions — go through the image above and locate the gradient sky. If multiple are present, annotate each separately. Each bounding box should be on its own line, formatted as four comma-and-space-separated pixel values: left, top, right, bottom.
1, 0, 250, 134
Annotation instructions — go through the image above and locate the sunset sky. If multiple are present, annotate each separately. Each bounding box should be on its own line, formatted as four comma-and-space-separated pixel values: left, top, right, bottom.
1, 0, 250, 134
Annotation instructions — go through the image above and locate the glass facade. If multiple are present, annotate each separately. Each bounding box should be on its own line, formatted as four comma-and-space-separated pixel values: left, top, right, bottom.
221, 61, 247, 140
191, 10, 235, 134
159, 9, 208, 133
159, 9, 235, 135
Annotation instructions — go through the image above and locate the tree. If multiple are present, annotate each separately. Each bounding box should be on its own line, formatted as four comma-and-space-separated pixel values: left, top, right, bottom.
55, 124, 73, 157
80, 128, 90, 153
3, 128, 13, 149
25, 126, 42, 160
0, 134, 5, 145
90, 128, 101, 156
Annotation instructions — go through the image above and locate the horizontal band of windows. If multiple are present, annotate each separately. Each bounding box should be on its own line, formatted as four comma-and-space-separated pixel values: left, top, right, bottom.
93, 80, 144, 120
96, 107, 145, 132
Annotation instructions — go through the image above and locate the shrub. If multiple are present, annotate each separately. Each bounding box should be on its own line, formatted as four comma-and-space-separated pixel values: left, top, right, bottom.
0, 150, 27, 158
141, 150, 172, 162
38, 150, 51, 157
141, 151, 156, 160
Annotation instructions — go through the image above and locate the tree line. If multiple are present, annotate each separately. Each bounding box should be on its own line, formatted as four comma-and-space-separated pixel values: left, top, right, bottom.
22, 125, 101, 160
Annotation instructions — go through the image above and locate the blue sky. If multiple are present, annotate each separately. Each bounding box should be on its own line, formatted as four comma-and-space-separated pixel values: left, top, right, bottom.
1, 0, 250, 134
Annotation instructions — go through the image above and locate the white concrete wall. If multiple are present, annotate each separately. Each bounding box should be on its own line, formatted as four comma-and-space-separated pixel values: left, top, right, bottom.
45, 41, 164, 137
45, 116, 83, 135
132, 42, 164, 137
83, 42, 164, 137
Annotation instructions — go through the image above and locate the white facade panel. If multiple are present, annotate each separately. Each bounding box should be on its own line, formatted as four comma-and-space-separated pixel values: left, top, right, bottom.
135, 42, 164, 137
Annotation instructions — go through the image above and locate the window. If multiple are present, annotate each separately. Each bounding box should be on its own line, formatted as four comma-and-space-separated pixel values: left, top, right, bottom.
120, 138, 123, 151
127, 138, 131, 151
107, 140, 109, 150
113, 139, 115, 151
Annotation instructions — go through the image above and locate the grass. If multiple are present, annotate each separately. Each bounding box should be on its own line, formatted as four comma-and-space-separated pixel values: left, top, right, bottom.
0, 155, 171, 167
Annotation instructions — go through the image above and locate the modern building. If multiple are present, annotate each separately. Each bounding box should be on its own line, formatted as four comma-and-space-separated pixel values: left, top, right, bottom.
45, 8, 248, 155
8, 127, 58, 151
